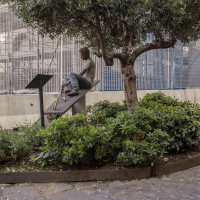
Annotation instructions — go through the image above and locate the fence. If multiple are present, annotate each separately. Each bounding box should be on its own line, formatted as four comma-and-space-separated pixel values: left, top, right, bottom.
0, 4, 200, 93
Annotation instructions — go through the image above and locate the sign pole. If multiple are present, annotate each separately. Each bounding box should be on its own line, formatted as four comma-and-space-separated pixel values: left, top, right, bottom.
39, 83, 45, 128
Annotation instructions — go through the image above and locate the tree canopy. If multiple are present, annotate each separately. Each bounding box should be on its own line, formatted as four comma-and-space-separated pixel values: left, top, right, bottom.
4, 0, 200, 62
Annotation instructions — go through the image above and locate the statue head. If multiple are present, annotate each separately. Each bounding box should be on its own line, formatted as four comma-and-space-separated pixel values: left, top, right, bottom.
79, 47, 90, 60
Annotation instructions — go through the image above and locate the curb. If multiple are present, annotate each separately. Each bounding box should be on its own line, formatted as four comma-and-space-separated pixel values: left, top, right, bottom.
0, 155, 200, 184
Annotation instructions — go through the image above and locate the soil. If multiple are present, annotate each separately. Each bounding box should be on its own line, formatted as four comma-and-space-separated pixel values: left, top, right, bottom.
0, 147, 200, 173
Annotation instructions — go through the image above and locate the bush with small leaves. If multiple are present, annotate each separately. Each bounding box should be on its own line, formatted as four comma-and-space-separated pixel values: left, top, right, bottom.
159, 104, 200, 151
37, 114, 103, 165
0, 128, 34, 162
34, 93, 200, 167
137, 91, 190, 108
138, 92, 200, 151
116, 129, 169, 166
94, 107, 163, 161
17, 123, 41, 147
86, 100, 127, 125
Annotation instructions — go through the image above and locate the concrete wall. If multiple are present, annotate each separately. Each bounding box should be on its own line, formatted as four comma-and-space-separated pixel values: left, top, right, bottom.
1, 89, 200, 129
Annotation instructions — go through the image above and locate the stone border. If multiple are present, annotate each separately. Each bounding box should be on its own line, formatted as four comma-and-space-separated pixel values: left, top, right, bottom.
0, 155, 200, 184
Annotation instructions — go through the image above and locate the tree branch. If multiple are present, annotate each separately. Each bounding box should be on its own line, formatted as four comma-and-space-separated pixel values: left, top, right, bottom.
94, 12, 114, 66
93, 51, 125, 61
120, 17, 132, 55
132, 39, 176, 62
93, 52, 102, 58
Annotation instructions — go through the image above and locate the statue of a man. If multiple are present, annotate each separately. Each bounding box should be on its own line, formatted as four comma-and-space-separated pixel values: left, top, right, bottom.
62, 47, 96, 96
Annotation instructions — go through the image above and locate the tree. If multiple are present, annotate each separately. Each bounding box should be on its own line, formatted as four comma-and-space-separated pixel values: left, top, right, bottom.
3, 0, 200, 110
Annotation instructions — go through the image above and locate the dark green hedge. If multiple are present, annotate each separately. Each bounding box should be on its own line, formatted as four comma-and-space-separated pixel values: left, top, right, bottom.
36, 92, 200, 166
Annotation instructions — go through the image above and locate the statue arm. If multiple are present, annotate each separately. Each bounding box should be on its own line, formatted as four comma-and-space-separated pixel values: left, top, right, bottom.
79, 68, 87, 76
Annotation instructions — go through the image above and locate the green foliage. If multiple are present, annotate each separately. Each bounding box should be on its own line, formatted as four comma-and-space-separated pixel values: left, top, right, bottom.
86, 100, 127, 125
108, 107, 161, 140
117, 129, 169, 166
3, 0, 200, 50
0, 123, 41, 162
94, 107, 163, 162
159, 104, 200, 151
37, 114, 103, 165
2, 93, 199, 168
138, 92, 200, 151
138, 91, 189, 108
90, 95, 200, 164
17, 123, 42, 147
36, 95, 200, 167
38, 108, 164, 166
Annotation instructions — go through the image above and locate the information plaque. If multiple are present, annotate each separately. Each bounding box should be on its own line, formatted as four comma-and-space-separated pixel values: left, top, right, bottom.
25, 74, 53, 128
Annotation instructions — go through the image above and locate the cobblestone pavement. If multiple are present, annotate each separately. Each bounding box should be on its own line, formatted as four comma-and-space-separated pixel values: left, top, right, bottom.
0, 166, 200, 200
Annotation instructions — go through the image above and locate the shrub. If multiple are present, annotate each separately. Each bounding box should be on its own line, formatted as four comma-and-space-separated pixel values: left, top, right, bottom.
94, 107, 163, 161
138, 92, 200, 151
86, 100, 127, 125
0, 123, 41, 162
17, 123, 42, 147
0, 128, 32, 162
137, 91, 190, 108
94, 93, 200, 162
35, 93, 200, 167
37, 114, 103, 165
158, 104, 200, 151
117, 129, 169, 166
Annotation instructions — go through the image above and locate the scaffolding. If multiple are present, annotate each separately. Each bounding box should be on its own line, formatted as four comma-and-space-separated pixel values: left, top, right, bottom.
0, 4, 103, 93
0, 4, 200, 94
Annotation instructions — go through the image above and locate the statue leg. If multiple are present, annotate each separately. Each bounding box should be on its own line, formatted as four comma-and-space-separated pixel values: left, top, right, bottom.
70, 73, 91, 89
69, 73, 80, 91
67, 73, 91, 96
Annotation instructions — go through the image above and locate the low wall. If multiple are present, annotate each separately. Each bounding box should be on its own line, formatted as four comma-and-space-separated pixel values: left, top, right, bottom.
1, 89, 200, 129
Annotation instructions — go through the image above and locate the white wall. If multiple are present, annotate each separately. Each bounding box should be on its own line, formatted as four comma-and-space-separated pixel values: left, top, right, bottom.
1, 89, 200, 129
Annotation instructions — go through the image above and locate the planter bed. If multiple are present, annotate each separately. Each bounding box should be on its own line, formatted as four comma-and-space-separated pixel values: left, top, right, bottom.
0, 148, 200, 184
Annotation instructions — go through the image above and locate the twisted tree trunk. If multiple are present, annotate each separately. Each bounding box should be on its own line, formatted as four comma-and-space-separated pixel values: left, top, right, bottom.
121, 62, 137, 111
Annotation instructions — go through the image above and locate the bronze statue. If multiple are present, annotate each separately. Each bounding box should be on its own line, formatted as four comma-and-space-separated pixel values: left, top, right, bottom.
52, 47, 96, 110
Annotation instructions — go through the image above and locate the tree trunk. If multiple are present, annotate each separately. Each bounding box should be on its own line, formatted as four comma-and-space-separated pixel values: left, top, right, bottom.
121, 63, 138, 111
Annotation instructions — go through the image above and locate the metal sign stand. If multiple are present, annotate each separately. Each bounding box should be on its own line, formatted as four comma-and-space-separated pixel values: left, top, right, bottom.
25, 74, 53, 128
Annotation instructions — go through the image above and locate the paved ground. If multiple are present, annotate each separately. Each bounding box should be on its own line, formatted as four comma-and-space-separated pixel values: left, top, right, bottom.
0, 166, 200, 200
